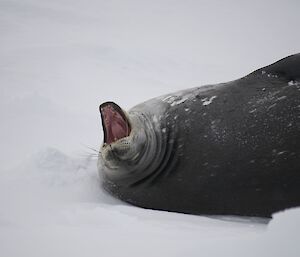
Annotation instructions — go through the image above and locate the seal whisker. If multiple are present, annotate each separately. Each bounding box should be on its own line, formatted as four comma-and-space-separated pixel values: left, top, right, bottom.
80, 143, 100, 153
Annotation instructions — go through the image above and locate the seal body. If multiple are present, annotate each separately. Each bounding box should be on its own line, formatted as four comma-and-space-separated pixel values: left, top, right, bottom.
98, 54, 300, 217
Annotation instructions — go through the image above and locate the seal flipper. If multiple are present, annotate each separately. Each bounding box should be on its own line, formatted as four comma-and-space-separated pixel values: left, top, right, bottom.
253, 53, 300, 80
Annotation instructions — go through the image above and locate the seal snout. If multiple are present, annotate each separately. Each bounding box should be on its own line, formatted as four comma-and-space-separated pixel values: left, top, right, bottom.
99, 102, 131, 145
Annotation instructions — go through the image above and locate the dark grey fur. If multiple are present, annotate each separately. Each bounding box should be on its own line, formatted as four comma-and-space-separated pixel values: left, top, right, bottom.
99, 54, 300, 218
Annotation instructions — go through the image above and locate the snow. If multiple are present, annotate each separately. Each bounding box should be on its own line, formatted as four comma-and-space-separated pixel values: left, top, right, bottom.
170, 97, 188, 106
1, 0, 300, 256
288, 80, 300, 86
202, 95, 218, 106
277, 96, 287, 101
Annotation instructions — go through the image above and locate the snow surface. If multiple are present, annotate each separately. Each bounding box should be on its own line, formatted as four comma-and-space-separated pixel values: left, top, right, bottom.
202, 95, 217, 106
1, 0, 300, 256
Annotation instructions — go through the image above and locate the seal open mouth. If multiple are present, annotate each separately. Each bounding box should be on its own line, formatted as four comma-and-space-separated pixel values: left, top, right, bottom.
100, 102, 131, 144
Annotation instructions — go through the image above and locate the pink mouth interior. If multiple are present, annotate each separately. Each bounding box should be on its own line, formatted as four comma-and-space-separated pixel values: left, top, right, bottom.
100, 103, 131, 144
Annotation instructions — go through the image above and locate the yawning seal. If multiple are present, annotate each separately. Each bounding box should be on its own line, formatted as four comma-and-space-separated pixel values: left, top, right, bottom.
98, 54, 300, 217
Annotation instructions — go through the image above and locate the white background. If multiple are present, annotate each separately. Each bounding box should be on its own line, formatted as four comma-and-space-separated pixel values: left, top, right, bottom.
0, 0, 299, 256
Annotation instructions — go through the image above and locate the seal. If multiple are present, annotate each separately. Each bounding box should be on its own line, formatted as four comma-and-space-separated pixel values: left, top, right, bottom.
98, 54, 300, 218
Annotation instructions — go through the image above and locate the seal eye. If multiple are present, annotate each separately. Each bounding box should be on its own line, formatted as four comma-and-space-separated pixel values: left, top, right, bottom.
99, 102, 131, 144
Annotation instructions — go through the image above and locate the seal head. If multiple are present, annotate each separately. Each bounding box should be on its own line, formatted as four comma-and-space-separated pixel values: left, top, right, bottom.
98, 101, 174, 186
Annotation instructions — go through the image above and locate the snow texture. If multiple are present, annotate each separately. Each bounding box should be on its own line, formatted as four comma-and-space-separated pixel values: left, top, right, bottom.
202, 95, 218, 106
1, 0, 300, 256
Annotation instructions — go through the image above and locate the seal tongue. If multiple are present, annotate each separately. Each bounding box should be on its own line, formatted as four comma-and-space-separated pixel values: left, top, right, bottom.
100, 102, 131, 144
